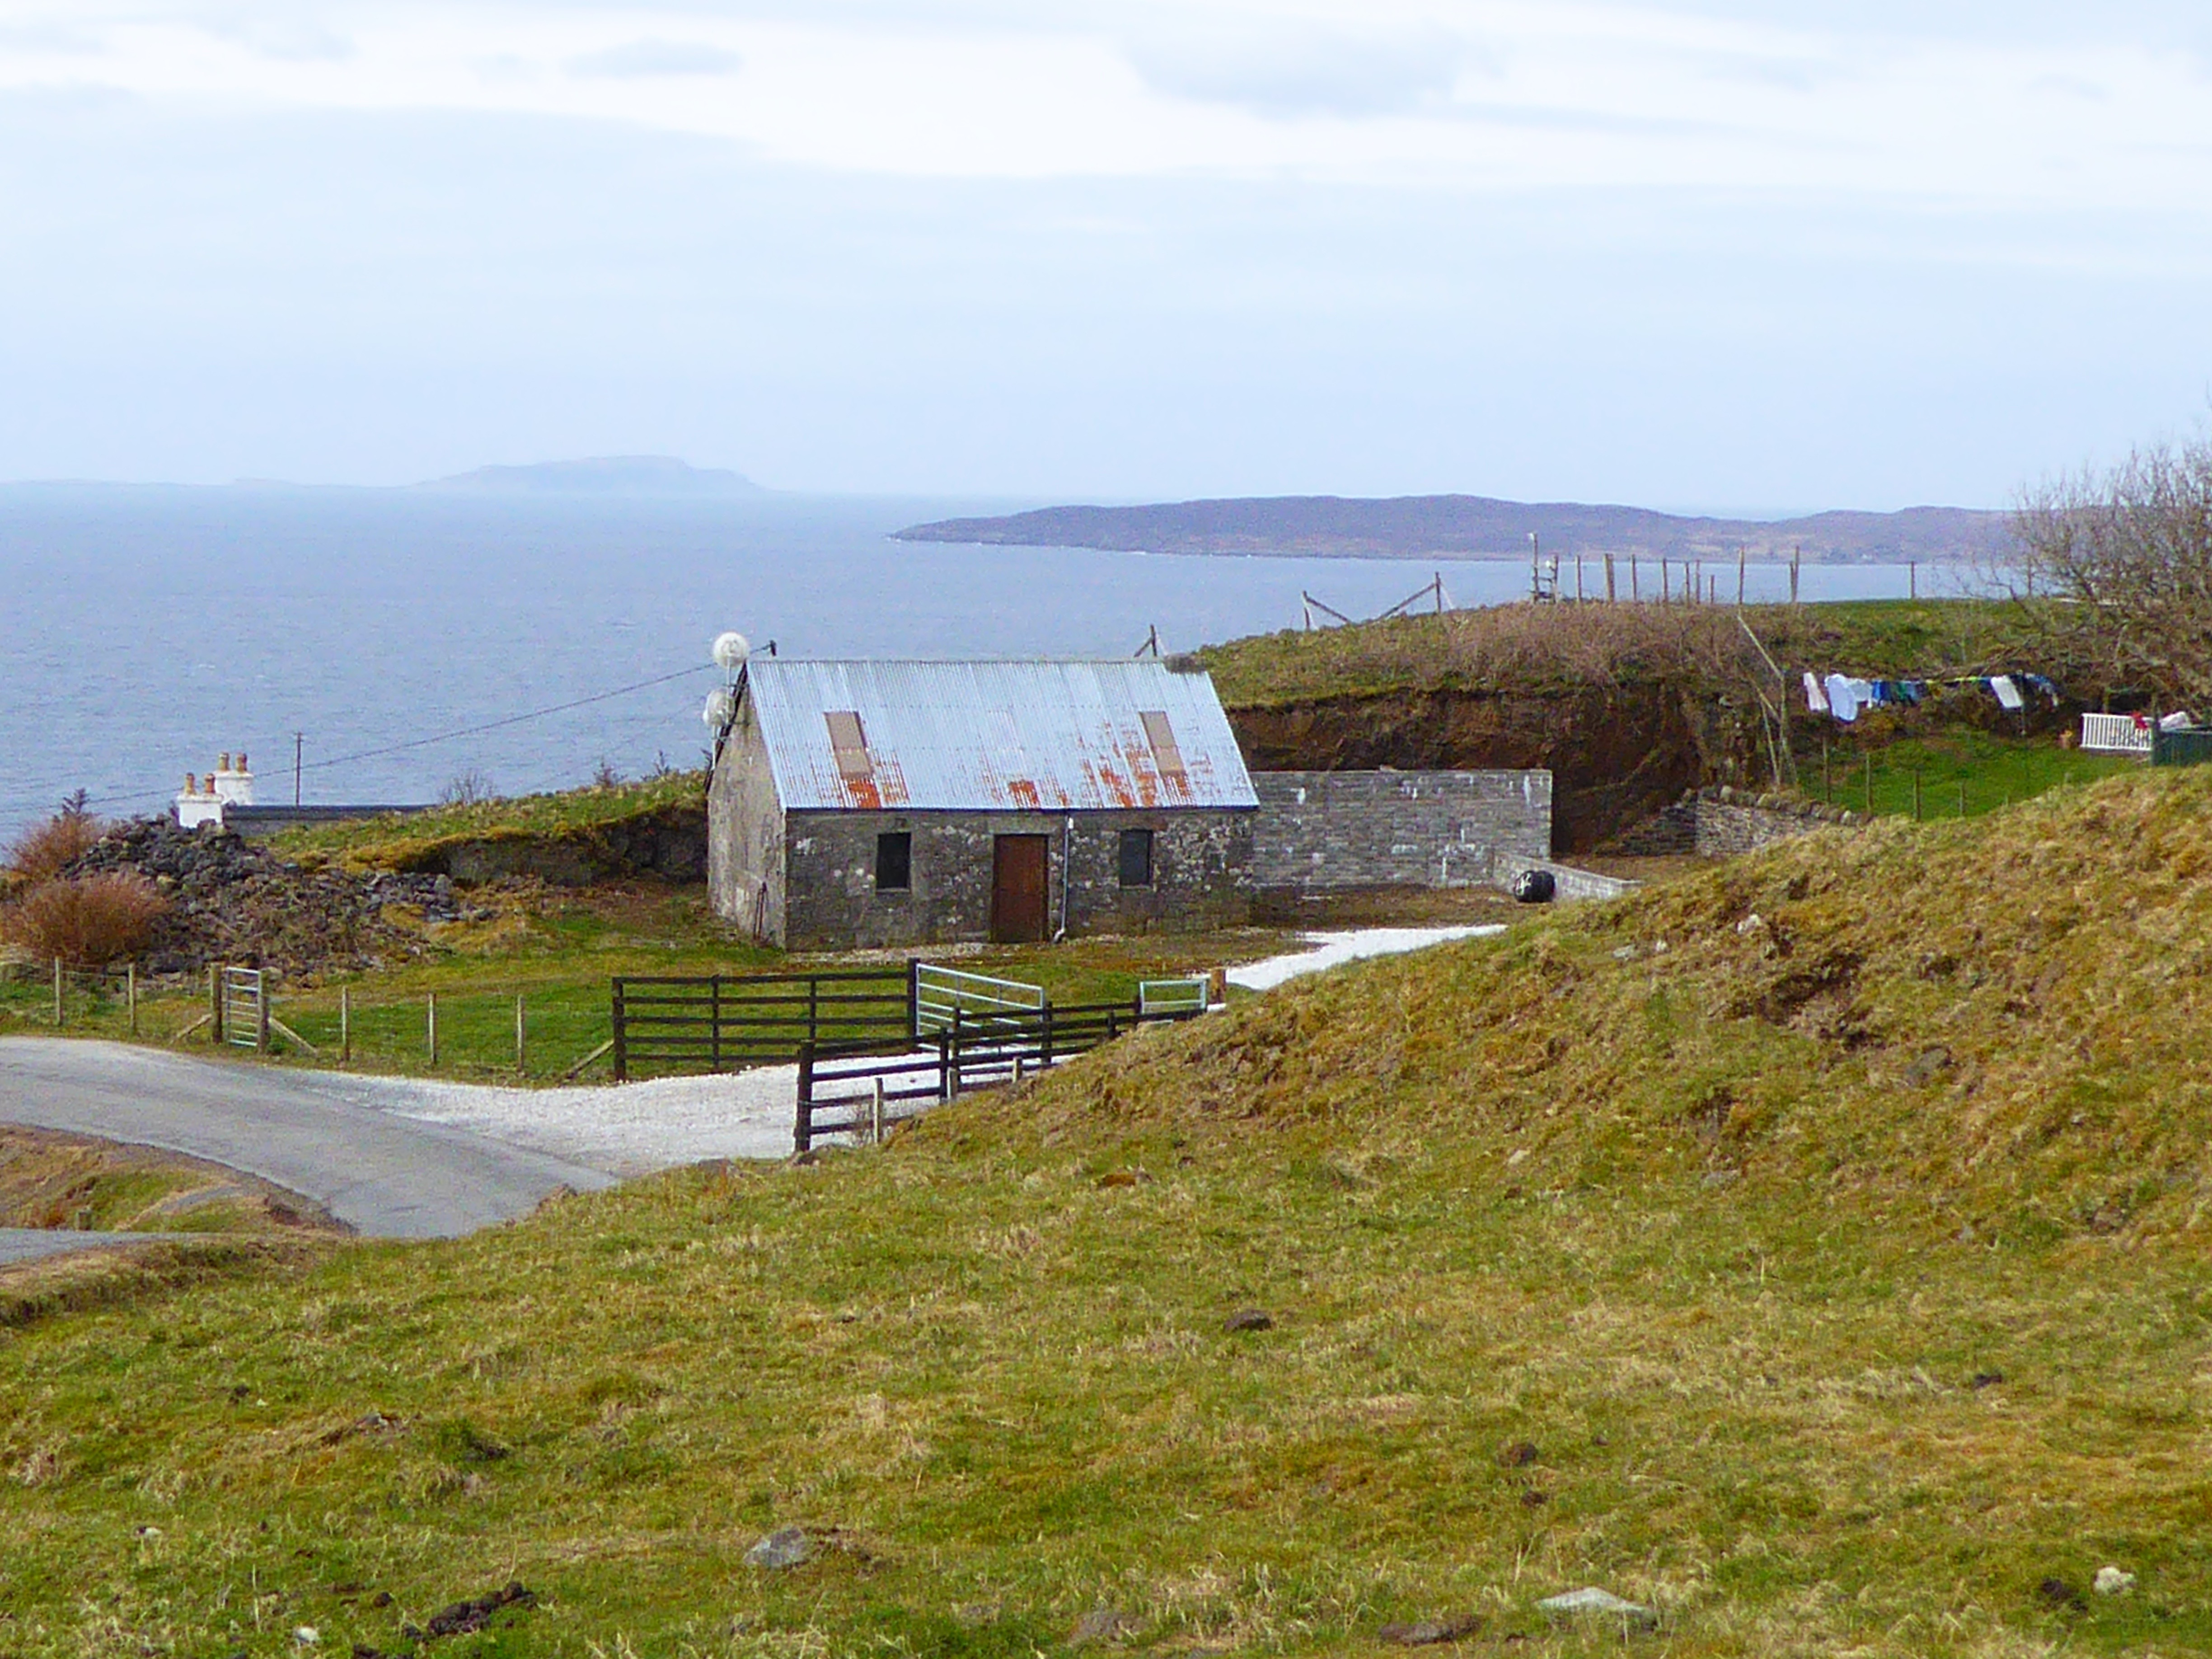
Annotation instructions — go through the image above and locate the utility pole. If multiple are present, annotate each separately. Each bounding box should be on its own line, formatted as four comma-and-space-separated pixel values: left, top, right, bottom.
294, 732, 304, 807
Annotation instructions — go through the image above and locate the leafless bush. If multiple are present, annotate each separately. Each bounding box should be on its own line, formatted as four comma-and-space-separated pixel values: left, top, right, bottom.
440, 769, 497, 807
2014, 436, 2212, 705
7, 810, 103, 880
1, 874, 170, 966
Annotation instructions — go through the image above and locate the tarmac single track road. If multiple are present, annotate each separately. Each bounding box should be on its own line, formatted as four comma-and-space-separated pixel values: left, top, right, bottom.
0, 1038, 618, 1238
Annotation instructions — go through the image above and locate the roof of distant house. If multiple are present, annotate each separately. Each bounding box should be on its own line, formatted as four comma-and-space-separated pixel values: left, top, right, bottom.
742, 658, 1258, 812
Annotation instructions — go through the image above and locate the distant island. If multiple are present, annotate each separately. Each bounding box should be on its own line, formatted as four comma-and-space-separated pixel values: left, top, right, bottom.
895, 494, 2012, 563
415, 456, 763, 497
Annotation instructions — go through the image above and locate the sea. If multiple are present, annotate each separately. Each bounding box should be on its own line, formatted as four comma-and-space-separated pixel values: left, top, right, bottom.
0, 487, 1977, 842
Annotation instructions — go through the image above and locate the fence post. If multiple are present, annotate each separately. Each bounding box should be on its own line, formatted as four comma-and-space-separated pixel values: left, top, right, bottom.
795, 1041, 814, 1154
257, 977, 270, 1054
611, 979, 628, 1083
873, 1076, 885, 1145
211, 966, 224, 1044
938, 1032, 952, 1102
949, 1008, 963, 1099
427, 992, 438, 1068
516, 994, 526, 1077
710, 974, 722, 1071
127, 964, 137, 1036
340, 986, 351, 1064
1040, 1002, 1054, 1069
806, 975, 820, 1047
52, 957, 62, 1028
906, 958, 921, 1040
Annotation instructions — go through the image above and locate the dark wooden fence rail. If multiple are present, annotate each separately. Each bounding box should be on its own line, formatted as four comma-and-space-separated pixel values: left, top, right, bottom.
611, 965, 916, 1081
794, 999, 1200, 1152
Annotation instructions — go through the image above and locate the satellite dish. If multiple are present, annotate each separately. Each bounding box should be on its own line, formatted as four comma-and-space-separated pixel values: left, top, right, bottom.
712, 631, 750, 673
703, 688, 736, 730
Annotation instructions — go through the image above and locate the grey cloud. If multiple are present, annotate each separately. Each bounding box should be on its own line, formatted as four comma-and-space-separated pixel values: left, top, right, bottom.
1125, 24, 1492, 119
568, 39, 743, 78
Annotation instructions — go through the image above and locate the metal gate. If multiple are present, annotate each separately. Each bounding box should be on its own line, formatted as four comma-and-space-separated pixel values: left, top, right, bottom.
220, 967, 269, 1051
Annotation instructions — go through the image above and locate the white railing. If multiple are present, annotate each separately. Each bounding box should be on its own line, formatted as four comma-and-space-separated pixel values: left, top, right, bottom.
913, 963, 1045, 1036
1138, 977, 1209, 1017
2081, 713, 2153, 755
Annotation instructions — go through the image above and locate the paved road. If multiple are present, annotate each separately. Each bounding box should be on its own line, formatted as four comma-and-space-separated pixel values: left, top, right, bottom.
0, 1038, 615, 1239
0, 1226, 185, 1268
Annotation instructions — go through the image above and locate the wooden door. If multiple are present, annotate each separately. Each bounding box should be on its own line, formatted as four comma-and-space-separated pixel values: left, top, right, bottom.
990, 834, 1050, 943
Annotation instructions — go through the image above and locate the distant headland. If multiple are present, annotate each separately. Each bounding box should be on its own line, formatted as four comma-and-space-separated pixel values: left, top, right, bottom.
414, 456, 764, 497
895, 494, 2012, 563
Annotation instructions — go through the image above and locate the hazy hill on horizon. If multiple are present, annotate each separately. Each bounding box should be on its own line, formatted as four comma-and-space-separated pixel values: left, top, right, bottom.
898, 493, 2013, 563
415, 455, 763, 497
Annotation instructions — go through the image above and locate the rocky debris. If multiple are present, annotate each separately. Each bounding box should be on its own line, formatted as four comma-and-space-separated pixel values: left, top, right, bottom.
2094, 1566, 2137, 1596
1378, 1614, 1482, 1645
1537, 1588, 1657, 1631
1223, 1308, 1274, 1333
61, 817, 487, 977
745, 1526, 813, 1569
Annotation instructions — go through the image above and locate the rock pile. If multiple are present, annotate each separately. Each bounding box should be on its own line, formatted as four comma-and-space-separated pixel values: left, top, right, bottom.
62, 817, 484, 978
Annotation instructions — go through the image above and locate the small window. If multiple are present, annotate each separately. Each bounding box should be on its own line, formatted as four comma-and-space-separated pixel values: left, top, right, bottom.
875, 831, 912, 892
1118, 828, 1154, 888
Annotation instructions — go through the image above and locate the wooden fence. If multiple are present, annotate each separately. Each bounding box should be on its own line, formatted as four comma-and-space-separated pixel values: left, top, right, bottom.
609, 965, 917, 1081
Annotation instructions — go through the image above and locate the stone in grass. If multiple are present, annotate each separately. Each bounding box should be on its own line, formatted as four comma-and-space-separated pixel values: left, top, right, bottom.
1223, 1308, 1274, 1333
745, 1527, 814, 1570
1378, 1613, 1482, 1645
1538, 1588, 1658, 1631
2095, 1566, 2137, 1597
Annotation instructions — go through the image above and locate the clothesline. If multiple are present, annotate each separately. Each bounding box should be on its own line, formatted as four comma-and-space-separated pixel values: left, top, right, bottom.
1800, 670, 2062, 725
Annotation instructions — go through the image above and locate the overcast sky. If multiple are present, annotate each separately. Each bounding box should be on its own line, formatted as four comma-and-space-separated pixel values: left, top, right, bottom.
5, 2, 2211, 509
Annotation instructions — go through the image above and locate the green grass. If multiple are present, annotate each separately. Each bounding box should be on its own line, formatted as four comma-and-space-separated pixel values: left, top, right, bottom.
6, 769, 2212, 1654
267, 770, 707, 872
1795, 730, 2141, 820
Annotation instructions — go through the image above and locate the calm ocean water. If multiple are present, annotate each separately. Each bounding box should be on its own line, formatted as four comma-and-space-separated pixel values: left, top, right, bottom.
0, 487, 1967, 840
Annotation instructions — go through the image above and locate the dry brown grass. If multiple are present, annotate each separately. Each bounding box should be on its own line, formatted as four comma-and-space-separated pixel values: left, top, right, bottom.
5, 811, 101, 880
0, 872, 169, 966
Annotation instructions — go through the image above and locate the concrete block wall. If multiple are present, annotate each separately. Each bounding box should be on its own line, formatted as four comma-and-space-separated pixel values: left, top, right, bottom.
1252, 770, 1551, 890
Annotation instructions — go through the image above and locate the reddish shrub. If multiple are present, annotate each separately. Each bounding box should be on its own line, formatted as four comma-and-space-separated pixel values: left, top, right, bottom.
1, 874, 169, 966
8, 812, 103, 880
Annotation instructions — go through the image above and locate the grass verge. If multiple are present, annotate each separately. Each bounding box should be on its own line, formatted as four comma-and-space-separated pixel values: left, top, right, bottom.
3, 768, 2211, 1654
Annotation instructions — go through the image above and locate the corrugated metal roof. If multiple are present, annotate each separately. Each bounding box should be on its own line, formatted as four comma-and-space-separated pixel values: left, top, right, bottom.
746, 659, 1259, 812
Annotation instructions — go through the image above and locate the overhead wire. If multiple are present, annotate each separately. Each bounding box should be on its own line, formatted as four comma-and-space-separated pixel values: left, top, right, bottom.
66, 661, 716, 814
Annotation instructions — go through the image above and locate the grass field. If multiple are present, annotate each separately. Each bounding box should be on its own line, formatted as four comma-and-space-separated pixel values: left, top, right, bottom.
1795, 729, 2141, 819
4, 769, 2211, 1655
0, 885, 1291, 1083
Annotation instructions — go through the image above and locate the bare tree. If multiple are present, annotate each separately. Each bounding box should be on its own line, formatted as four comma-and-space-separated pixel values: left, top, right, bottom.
2014, 436, 2212, 706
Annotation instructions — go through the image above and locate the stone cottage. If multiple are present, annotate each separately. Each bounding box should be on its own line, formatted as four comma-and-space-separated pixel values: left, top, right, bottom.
707, 658, 1258, 948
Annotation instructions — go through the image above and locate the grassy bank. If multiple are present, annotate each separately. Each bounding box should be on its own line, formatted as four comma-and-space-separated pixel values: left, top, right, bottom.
1199, 598, 2057, 709
268, 771, 706, 872
4, 769, 2211, 1654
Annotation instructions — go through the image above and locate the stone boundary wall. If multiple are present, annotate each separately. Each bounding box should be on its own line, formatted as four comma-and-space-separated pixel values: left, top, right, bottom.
1252, 770, 1551, 890
1611, 786, 1864, 858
